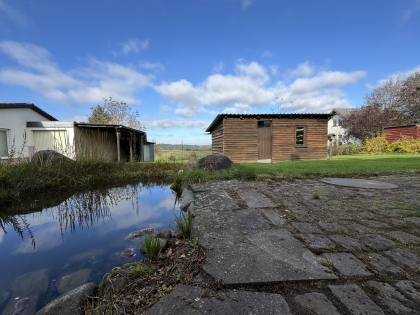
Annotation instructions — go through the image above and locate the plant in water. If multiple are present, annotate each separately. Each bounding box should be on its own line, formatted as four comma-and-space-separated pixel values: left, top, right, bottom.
174, 210, 193, 239
144, 233, 161, 261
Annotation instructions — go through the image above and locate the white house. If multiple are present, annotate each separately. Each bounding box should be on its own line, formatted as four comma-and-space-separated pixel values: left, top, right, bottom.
1, 103, 154, 162
328, 108, 355, 145
0, 103, 58, 160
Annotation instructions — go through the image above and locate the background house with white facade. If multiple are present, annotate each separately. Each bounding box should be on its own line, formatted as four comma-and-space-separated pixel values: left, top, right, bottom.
1, 103, 154, 162
328, 108, 355, 145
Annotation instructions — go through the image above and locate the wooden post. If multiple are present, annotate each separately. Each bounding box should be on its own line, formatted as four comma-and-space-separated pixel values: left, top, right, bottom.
116, 129, 121, 162
129, 132, 133, 162
328, 141, 333, 160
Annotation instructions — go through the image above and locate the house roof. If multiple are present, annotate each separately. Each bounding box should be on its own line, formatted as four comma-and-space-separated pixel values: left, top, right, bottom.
206, 113, 332, 133
330, 108, 355, 117
0, 103, 58, 121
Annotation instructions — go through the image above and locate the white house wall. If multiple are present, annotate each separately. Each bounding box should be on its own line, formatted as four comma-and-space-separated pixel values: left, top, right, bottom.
0, 108, 53, 159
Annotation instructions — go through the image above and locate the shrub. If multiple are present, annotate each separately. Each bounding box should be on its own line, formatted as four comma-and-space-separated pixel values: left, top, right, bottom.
332, 143, 365, 156
386, 136, 420, 153
188, 151, 197, 159
364, 135, 388, 154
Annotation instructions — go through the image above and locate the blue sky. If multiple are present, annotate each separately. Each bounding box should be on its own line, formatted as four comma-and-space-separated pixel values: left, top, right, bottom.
0, 0, 419, 144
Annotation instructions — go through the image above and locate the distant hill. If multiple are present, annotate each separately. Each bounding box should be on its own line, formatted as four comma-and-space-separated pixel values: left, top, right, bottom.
156, 144, 211, 151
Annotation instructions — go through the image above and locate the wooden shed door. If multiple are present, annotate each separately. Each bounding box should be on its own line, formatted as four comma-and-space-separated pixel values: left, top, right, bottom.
258, 121, 272, 160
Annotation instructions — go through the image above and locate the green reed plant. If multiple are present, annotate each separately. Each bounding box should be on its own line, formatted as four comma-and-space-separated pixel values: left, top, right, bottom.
174, 210, 193, 239
144, 233, 161, 260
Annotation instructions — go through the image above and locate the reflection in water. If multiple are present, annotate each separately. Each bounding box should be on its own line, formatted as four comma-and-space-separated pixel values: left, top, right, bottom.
0, 182, 167, 248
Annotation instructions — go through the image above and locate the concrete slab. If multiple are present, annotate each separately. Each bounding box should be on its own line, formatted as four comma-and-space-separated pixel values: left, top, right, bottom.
386, 231, 420, 244
365, 281, 414, 314
384, 248, 420, 270
322, 253, 372, 277
395, 280, 420, 304
320, 178, 398, 189
291, 222, 323, 234
193, 189, 240, 213
329, 234, 365, 251
235, 188, 274, 208
202, 228, 337, 285
329, 284, 385, 315
145, 285, 292, 315
260, 209, 287, 226
299, 234, 335, 250
364, 253, 406, 278
294, 292, 340, 315
360, 234, 395, 251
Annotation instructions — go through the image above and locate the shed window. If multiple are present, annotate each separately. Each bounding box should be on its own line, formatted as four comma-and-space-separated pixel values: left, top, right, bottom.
258, 120, 271, 128
0, 129, 8, 157
295, 126, 306, 145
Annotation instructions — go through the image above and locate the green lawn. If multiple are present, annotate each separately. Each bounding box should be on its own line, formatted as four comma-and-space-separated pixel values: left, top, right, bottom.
225, 153, 420, 179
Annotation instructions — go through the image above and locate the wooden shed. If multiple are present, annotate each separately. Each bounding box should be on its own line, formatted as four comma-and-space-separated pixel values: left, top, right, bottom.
384, 124, 420, 142
206, 113, 332, 163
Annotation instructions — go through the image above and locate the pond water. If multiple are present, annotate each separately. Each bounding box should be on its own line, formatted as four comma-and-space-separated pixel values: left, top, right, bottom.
0, 183, 181, 314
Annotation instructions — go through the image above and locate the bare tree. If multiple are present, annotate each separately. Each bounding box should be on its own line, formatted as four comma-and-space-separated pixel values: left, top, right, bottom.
399, 71, 420, 122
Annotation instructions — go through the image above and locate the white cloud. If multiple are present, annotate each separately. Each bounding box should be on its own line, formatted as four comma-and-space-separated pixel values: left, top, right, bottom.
379, 65, 420, 84
155, 61, 366, 115
140, 62, 165, 71
159, 104, 172, 114
0, 0, 27, 27
289, 61, 315, 78
121, 38, 149, 55
399, 0, 420, 23
241, 0, 255, 9
262, 50, 272, 58
211, 61, 224, 73
0, 41, 154, 105
146, 119, 209, 129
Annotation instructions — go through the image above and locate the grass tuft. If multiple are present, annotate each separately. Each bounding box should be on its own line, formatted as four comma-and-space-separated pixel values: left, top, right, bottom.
144, 233, 161, 261
174, 210, 193, 239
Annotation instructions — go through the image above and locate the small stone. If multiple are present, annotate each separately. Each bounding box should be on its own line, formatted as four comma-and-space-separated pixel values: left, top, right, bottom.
294, 292, 340, 315
329, 284, 385, 315
157, 230, 172, 239
322, 252, 372, 276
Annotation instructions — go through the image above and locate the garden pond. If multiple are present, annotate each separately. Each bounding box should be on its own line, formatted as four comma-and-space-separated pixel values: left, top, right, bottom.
0, 182, 182, 314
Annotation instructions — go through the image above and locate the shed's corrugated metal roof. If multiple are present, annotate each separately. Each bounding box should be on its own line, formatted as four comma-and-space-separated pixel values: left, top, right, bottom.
0, 103, 58, 121
206, 113, 332, 133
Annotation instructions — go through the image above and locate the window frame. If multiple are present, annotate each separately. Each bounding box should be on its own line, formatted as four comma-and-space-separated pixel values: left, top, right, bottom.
295, 125, 307, 147
0, 128, 10, 158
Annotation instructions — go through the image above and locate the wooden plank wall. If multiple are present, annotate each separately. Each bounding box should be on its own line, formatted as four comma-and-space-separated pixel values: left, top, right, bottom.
211, 121, 223, 155
223, 118, 258, 162
384, 126, 419, 142
272, 119, 328, 162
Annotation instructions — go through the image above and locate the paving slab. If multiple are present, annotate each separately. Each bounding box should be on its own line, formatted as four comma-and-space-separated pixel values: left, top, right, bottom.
291, 222, 323, 234
145, 285, 292, 315
320, 178, 398, 189
322, 252, 372, 277
193, 189, 240, 213
293, 292, 340, 315
360, 234, 395, 251
202, 228, 337, 285
299, 234, 335, 250
384, 248, 420, 270
365, 281, 415, 314
329, 284, 385, 315
395, 280, 420, 304
386, 231, 420, 244
404, 217, 420, 224
260, 209, 287, 226
360, 220, 389, 229
363, 253, 406, 278
329, 234, 365, 251
235, 188, 275, 208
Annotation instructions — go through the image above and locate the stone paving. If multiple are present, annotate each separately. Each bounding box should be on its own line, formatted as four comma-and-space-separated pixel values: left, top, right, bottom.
146, 175, 420, 315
